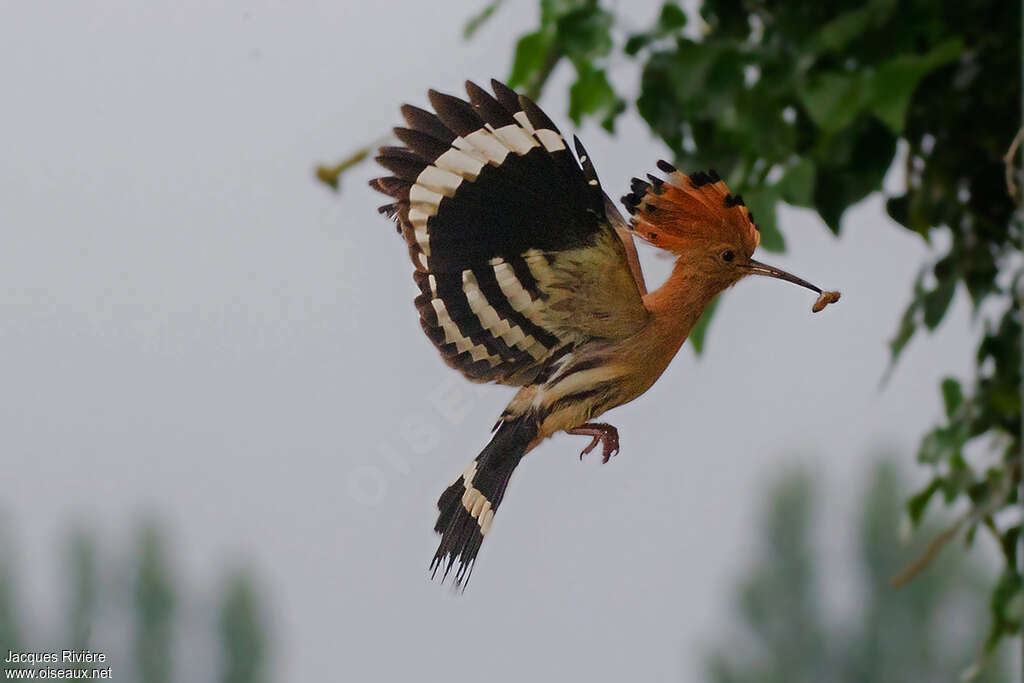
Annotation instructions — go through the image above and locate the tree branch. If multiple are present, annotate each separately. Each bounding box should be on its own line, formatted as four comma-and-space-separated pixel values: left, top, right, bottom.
891, 460, 1018, 588
1003, 125, 1024, 206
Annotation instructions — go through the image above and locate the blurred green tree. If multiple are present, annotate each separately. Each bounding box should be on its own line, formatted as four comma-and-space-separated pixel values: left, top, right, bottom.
0, 518, 270, 682
0, 521, 24, 670
135, 524, 176, 683
66, 528, 97, 674
219, 571, 268, 683
705, 461, 1006, 682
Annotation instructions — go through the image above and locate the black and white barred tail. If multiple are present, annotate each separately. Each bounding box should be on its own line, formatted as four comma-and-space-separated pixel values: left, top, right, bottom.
431, 415, 538, 587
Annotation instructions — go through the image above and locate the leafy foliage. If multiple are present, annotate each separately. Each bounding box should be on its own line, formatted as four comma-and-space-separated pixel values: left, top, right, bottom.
507, 0, 625, 129
497, 0, 1022, 653
905, 303, 1022, 648
705, 462, 1007, 682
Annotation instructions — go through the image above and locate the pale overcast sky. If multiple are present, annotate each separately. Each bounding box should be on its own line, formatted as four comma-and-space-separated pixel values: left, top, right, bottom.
0, 1, 984, 681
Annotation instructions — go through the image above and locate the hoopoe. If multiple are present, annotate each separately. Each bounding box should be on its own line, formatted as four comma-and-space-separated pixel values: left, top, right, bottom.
370, 79, 839, 587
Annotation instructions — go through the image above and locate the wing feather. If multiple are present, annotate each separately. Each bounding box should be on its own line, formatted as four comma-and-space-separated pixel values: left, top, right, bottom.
372, 80, 648, 385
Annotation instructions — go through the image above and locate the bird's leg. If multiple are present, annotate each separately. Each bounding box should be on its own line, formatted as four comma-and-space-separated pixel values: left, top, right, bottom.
567, 422, 620, 464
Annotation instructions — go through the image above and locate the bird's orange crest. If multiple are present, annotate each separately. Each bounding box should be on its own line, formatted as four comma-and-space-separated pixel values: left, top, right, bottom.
621, 161, 761, 256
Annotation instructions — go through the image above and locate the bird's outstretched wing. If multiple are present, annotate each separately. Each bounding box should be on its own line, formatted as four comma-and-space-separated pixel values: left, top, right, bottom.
371, 80, 649, 386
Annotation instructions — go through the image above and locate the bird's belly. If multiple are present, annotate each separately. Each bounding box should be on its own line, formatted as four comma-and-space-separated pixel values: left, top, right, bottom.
501, 335, 678, 442
532, 361, 653, 438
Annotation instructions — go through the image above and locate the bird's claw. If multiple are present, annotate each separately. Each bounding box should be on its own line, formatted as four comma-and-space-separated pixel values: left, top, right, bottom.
569, 423, 620, 464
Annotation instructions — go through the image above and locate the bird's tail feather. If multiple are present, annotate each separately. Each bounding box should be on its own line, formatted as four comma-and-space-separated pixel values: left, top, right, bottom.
431, 416, 538, 587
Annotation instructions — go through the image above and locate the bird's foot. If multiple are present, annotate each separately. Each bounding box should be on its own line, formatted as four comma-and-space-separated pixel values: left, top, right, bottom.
568, 422, 620, 464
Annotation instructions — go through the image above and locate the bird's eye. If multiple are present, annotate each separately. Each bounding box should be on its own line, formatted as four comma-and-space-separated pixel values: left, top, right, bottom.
722, 250, 735, 262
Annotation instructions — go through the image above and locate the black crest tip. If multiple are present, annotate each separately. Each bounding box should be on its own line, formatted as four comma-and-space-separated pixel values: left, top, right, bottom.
645, 174, 665, 193
724, 193, 744, 208
630, 177, 651, 195
656, 159, 676, 174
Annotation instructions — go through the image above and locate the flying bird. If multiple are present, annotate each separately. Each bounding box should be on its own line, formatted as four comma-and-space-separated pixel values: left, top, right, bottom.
370, 79, 839, 587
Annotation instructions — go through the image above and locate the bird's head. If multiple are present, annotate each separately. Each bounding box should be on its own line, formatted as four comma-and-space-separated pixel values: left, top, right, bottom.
622, 161, 829, 301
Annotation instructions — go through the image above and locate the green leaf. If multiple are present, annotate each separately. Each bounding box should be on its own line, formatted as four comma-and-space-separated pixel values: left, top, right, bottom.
540, 0, 578, 24
662, 39, 720, 100
867, 39, 963, 134
1002, 525, 1021, 567
987, 569, 1023, 652
907, 478, 941, 525
885, 194, 910, 230
556, 5, 613, 62
657, 2, 687, 31
600, 99, 627, 132
775, 159, 815, 207
315, 147, 370, 192
989, 384, 1022, 418
886, 190, 935, 239
802, 5, 876, 55
888, 309, 917, 364
743, 188, 785, 252
463, 0, 503, 39
887, 268, 927, 366
508, 30, 555, 89
941, 378, 963, 418
923, 272, 956, 330
799, 71, 868, 132
812, 119, 897, 233
624, 3, 686, 58
917, 429, 947, 465
624, 34, 650, 56
568, 64, 623, 131
689, 297, 718, 355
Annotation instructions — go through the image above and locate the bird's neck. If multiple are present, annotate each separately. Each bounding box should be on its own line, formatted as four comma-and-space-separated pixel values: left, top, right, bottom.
642, 261, 724, 354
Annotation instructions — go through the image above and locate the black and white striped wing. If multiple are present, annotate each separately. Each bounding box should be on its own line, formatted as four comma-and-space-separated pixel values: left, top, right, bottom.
371, 80, 648, 385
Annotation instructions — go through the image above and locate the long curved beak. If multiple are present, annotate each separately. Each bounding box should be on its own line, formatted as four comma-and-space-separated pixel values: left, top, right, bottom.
741, 259, 822, 294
